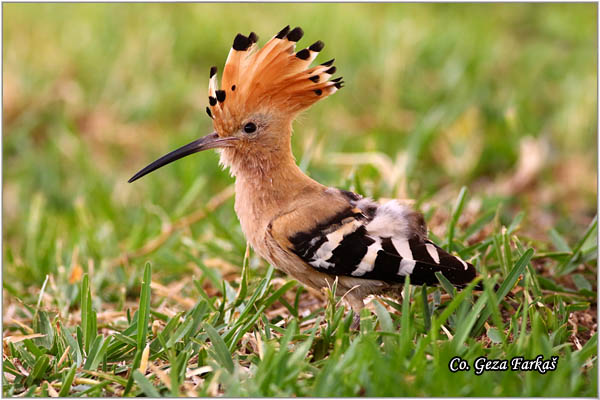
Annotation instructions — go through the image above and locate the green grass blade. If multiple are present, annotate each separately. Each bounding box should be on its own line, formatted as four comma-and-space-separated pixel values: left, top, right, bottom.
506, 211, 525, 234
435, 271, 456, 298
558, 215, 597, 275
166, 318, 194, 348
446, 186, 468, 252
132, 370, 161, 397
452, 289, 488, 352
421, 285, 431, 332
33, 274, 49, 319
233, 244, 250, 308
62, 326, 83, 367
81, 274, 89, 352
87, 307, 96, 355
400, 275, 412, 352
58, 364, 77, 396
260, 280, 297, 310
25, 354, 49, 386
124, 263, 152, 396
549, 228, 572, 252
473, 248, 534, 334
88, 335, 110, 371
204, 322, 234, 374
575, 332, 597, 362
495, 247, 534, 300
502, 228, 513, 273
461, 209, 495, 240
137, 263, 152, 351
492, 233, 507, 274
430, 276, 481, 337
32, 310, 54, 350
373, 300, 393, 332
83, 335, 103, 370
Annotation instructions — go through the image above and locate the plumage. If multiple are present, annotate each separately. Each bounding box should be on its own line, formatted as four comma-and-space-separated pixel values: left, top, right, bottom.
287, 190, 477, 286
129, 26, 481, 329
205, 27, 343, 137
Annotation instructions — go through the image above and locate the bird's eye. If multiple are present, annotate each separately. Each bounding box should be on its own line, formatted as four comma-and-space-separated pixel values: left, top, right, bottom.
243, 122, 257, 134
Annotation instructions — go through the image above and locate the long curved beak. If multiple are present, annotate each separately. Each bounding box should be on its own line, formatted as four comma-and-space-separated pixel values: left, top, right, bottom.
128, 132, 236, 183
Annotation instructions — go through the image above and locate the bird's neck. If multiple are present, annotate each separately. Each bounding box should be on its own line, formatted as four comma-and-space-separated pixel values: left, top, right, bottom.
232, 149, 321, 214
223, 146, 323, 248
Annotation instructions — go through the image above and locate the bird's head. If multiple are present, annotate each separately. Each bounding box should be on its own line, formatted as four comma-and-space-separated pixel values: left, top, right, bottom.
129, 25, 343, 182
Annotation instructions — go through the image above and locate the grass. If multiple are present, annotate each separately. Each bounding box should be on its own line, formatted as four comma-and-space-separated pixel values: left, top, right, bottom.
3, 3, 597, 397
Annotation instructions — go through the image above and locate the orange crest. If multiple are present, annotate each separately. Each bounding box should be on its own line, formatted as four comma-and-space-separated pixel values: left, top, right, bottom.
205, 26, 344, 134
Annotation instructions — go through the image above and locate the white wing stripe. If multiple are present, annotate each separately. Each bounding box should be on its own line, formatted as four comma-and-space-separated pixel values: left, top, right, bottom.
425, 243, 440, 264
351, 239, 381, 276
458, 257, 468, 270
392, 238, 413, 259
311, 220, 361, 269
398, 259, 416, 276
312, 239, 336, 269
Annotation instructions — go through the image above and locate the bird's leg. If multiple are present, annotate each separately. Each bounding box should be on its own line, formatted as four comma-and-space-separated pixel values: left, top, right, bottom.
344, 294, 365, 330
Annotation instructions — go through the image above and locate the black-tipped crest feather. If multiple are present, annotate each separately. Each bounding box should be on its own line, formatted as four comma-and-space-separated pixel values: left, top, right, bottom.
232, 34, 252, 51
286, 27, 304, 42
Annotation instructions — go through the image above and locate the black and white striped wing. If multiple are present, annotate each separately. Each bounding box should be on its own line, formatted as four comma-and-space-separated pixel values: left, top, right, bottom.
288, 200, 476, 287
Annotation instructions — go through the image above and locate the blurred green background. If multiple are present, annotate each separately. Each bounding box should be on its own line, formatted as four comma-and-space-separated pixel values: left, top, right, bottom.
3, 3, 597, 291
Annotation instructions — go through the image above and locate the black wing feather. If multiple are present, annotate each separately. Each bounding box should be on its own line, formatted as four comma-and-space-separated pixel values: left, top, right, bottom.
289, 212, 476, 287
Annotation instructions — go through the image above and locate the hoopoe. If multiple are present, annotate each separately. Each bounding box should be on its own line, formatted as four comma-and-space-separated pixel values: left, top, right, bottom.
129, 26, 478, 327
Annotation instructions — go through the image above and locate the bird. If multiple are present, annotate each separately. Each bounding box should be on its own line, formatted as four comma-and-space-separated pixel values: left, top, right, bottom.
129, 25, 479, 328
